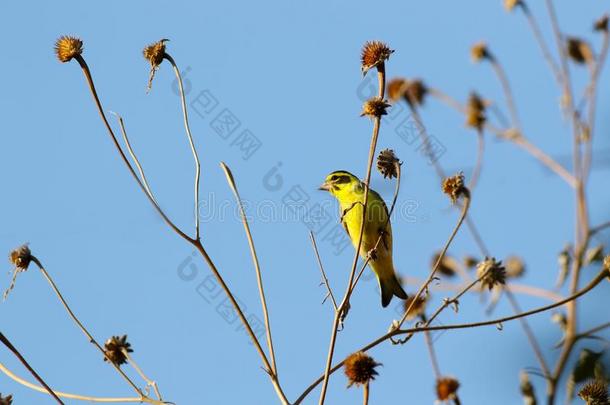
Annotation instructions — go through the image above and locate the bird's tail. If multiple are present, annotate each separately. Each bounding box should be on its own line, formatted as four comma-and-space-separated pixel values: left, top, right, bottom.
379, 272, 408, 308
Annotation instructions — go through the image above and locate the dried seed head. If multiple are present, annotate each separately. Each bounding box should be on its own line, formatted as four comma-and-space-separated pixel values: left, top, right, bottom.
387, 78, 408, 102
54, 36, 83, 63
361, 97, 391, 118
404, 79, 428, 107
376, 149, 401, 179
9, 244, 31, 271
594, 15, 609, 33
567, 37, 594, 65
519, 371, 536, 405
143, 39, 169, 91
344, 352, 381, 387
504, 0, 523, 12
103, 335, 133, 366
0, 393, 12, 405
477, 257, 506, 290
471, 42, 492, 63
361, 41, 394, 75
463, 255, 479, 269
442, 172, 467, 203
552, 312, 568, 331
584, 245, 605, 265
604, 255, 610, 270
436, 377, 460, 401
466, 92, 486, 130
505, 255, 525, 278
578, 380, 609, 405
432, 251, 460, 277
403, 294, 428, 321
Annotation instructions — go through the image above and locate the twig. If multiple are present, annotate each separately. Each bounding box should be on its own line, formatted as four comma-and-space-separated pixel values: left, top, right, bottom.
164, 54, 202, 240
293, 267, 609, 404
362, 382, 370, 405
30, 256, 144, 396
490, 58, 522, 130
123, 350, 163, 401
0, 333, 63, 404
310, 232, 338, 311
521, 5, 563, 86
422, 322, 442, 379
0, 362, 165, 404
468, 130, 484, 190
220, 162, 278, 376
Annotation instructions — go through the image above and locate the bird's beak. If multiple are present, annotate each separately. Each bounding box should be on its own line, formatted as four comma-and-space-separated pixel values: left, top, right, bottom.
318, 182, 331, 191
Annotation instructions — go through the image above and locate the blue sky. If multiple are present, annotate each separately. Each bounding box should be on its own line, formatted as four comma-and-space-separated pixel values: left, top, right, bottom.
1, 0, 609, 404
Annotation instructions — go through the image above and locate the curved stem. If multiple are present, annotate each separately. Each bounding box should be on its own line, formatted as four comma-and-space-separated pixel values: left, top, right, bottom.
522, 5, 563, 86
468, 130, 484, 191
220, 162, 278, 376
124, 350, 163, 401
490, 59, 522, 131
30, 256, 144, 396
0, 362, 164, 404
73, 55, 193, 243
362, 382, 370, 405
310, 232, 338, 311
164, 54, 202, 240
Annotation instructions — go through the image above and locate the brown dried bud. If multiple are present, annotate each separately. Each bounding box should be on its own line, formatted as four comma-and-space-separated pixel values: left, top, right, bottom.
442, 172, 467, 203
361, 97, 391, 118
9, 244, 31, 271
432, 251, 460, 277
103, 335, 133, 366
376, 149, 401, 179
463, 255, 479, 269
387, 78, 408, 102
436, 377, 460, 401
477, 257, 506, 290
0, 393, 13, 405
505, 255, 525, 278
578, 380, 609, 405
466, 92, 486, 130
519, 371, 537, 405
584, 245, 605, 265
143, 39, 169, 91
403, 294, 428, 321
54, 36, 83, 63
594, 15, 609, 33
361, 41, 394, 75
471, 42, 493, 63
567, 37, 594, 65
504, 0, 524, 12
344, 352, 381, 387
604, 255, 610, 270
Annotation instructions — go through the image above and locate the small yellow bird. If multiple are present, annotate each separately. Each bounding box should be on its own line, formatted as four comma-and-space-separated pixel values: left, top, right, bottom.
319, 171, 408, 307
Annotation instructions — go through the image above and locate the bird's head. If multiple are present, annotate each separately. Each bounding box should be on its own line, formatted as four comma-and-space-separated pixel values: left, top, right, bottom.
319, 171, 362, 199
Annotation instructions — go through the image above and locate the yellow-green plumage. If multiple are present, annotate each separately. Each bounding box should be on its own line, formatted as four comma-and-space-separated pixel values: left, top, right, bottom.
319, 170, 408, 307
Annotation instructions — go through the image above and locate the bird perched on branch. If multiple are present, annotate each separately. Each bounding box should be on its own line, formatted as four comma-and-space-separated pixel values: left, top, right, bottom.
319, 171, 407, 307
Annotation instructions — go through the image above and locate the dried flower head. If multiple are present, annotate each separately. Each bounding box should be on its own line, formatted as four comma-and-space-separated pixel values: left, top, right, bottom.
567, 37, 594, 65
436, 377, 460, 401
54, 36, 83, 63
442, 172, 467, 203
466, 92, 486, 130
463, 255, 479, 269
361, 97, 391, 118
594, 15, 609, 33
344, 351, 381, 387
504, 0, 523, 12
9, 244, 31, 271
361, 41, 394, 75
387, 78, 408, 102
376, 149, 401, 179
403, 294, 428, 321
604, 255, 610, 270
471, 42, 492, 63
477, 258, 506, 290
143, 39, 169, 91
578, 380, 609, 405
404, 79, 428, 107
584, 245, 605, 265
505, 255, 525, 278
432, 251, 460, 277
0, 393, 12, 405
103, 335, 133, 366
519, 371, 536, 405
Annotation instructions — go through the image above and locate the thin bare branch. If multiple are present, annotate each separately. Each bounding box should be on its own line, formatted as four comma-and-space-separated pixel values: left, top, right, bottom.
310, 232, 338, 311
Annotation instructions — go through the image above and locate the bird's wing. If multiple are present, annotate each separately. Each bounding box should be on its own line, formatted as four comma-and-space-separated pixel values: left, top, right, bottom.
370, 190, 392, 251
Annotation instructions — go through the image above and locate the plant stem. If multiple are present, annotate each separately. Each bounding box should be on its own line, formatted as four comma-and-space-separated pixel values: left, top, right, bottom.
363, 382, 370, 405
0, 333, 63, 404
310, 232, 338, 311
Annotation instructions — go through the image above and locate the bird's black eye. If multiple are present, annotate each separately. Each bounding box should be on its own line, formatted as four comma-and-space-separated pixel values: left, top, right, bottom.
330, 175, 338, 182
